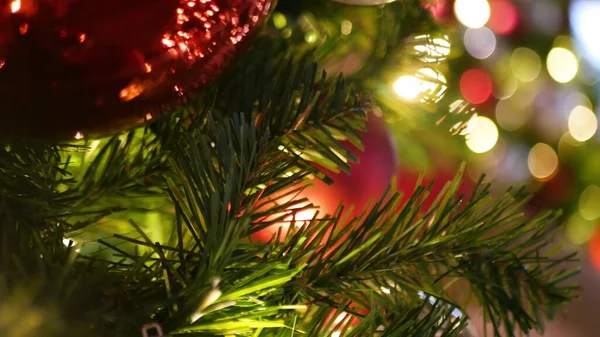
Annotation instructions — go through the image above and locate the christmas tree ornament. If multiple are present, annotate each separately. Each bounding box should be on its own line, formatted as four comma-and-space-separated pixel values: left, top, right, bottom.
0, 0, 275, 138
331, 0, 396, 5
251, 110, 398, 242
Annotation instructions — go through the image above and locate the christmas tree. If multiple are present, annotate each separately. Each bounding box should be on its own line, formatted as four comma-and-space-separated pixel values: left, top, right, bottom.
0, 0, 579, 336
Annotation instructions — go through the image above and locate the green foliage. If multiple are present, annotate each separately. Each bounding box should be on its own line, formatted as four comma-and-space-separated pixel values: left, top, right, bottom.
0, 1, 578, 337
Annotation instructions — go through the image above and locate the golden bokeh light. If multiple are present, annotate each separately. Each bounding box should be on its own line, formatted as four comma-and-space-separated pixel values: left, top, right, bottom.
465, 116, 499, 153
546, 47, 579, 83
341, 20, 353, 35
566, 213, 596, 244
527, 143, 558, 180
495, 98, 530, 131
393, 68, 447, 103
568, 105, 598, 142
454, 0, 491, 29
510, 47, 542, 82
579, 185, 600, 220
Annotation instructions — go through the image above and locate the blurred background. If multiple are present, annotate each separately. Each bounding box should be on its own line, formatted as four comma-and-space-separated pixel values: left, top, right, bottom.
277, 0, 600, 335
425, 0, 600, 336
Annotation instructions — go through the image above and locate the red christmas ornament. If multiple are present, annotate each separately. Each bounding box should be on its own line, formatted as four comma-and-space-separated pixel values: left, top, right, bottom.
0, 0, 275, 138
251, 111, 398, 243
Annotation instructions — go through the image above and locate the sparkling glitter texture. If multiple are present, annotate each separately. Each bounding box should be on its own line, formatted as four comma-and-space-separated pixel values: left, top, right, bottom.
0, 0, 274, 138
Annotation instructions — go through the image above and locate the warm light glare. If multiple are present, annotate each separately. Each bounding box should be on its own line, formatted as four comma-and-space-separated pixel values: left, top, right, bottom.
579, 185, 600, 220
463, 27, 496, 60
547, 47, 579, 83
331, 332, 342, 337
393, 68, 447, 103
510, 47, 542, 82
568, 105, 598, 142
454, 0, 491, 28
465, 116, 499, 153
527, 143, 558, 180
10, 0, 20, 13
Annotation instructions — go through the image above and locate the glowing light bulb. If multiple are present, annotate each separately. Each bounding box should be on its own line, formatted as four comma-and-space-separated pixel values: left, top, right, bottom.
393, 68, 447, 103
547, 47, 579, 83
579, 185, 600, 220
566, 213, 596, 244
454, 0, 491, 28
568, 105, 598, 142
465, 116, 498, 153
510, 47, 542, 82
527, 143, 558, 180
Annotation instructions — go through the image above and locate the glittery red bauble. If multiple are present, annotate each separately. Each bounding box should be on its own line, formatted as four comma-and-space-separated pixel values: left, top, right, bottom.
251, 111, 398, 243
0, 0, 275, 138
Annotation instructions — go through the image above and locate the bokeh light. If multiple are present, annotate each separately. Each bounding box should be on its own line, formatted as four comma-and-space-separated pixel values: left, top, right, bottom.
464, 27, 496, 59
488, 0, 519, 35
454, 0, 491, 29
466, 116, 499, 153
546, 47, 579, 83
495, 97, 530, 131
566, 212, 596, 244
510, 47, 542, 82
579, 185, 600, 220
393, 68, 447, 103
570, 0, 600, 70
528, 143, 558, 180
460, 69, 493, 104
568, 105, 598, 142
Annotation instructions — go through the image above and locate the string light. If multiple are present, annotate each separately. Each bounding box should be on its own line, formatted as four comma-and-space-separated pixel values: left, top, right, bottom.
568, 105, 598, 142
527, 143, 558, 181
454, 0, 491, 29
465, 116, 499, 153
510, 47, 542, 82
547, 47, 579, 83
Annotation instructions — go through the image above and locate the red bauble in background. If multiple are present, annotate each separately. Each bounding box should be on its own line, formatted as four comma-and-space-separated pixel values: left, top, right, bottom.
588, 228, 600, 272
251, 111, 398, 243
0, 0, 275, 138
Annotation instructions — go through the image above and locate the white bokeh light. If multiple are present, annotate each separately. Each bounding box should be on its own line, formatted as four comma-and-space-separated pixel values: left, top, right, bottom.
454, 0, 491, 29
464, 27, 496, 59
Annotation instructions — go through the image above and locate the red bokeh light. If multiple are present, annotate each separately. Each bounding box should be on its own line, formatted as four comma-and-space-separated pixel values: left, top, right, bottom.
460, 69, 493, 105
589, 228, 600, 272
488, 0, 519, 35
